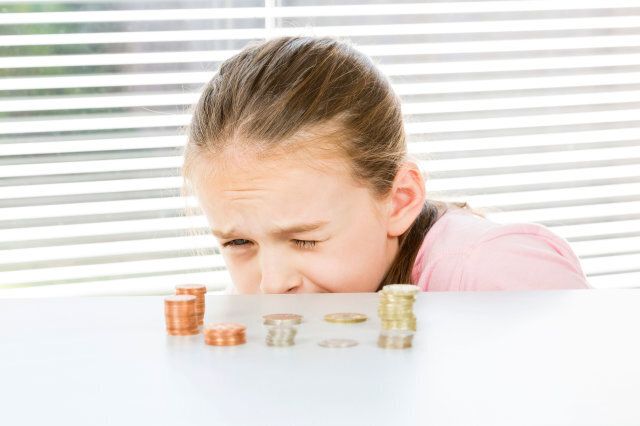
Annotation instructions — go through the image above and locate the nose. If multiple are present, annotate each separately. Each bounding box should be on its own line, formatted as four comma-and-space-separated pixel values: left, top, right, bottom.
258, 249, 302, 294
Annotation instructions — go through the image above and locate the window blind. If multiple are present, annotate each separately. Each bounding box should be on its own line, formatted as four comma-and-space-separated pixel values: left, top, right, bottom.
1, 0, 639, 297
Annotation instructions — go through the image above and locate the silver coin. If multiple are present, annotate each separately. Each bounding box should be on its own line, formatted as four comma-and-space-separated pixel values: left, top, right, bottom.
266, 340, 295, 347
318, 338, 358, 348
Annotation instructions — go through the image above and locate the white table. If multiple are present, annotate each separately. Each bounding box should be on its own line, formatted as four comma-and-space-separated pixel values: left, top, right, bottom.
1, 290, 639, 426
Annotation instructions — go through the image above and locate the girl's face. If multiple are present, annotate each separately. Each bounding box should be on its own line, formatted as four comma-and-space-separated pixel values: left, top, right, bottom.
191, 150, 400, 294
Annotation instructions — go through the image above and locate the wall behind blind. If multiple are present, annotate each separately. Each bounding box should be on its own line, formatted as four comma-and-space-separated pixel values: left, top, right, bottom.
1, 0, 639, 297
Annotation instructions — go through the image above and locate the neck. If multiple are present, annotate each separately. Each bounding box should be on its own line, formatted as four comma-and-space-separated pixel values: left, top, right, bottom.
378, 235, 400, 288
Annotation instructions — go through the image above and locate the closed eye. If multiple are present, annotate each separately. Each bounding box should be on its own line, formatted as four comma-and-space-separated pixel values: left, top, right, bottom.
293, 239, 317, 249
222, 239, 251, 249
221, 239, 318, 250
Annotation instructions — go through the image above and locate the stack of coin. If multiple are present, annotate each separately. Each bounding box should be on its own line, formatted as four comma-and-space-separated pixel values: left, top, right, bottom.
175, 284, 207, 325
203, 323, 246, 346
377, 330, 414, 349
164, 295, 199, 336
378, 284, 418, 331
377, 284, 418, 349
263, 313, 302, 347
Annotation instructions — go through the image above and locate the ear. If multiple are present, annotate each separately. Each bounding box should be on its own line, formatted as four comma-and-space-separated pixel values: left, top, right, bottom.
386, 161, 426, 238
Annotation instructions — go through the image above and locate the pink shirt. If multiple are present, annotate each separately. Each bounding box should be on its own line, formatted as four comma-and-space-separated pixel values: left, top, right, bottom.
411, 209, 591, 291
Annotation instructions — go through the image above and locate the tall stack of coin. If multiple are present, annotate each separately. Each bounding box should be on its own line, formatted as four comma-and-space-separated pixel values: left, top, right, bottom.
164, 295, 199, 336
377, 284, 418, 349
204, 323, 246, 346
175, 284, 207, 325
263, 313, 302, 347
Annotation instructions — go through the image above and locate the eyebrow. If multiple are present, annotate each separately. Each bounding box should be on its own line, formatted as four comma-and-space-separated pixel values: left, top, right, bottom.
211, 220, 329, 240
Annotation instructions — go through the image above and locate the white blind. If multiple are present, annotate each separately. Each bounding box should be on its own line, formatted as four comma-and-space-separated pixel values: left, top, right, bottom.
1, 0, 639, 297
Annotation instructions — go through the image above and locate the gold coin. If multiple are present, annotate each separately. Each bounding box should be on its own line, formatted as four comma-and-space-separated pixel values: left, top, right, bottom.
381, 284, 419, 295
377, 333, 414, 349
324, 312, 368, 324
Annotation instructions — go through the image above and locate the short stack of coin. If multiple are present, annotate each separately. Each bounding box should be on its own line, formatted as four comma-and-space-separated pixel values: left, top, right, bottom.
377, 284, 418, 349
175, 284, 207, 325
377, 330, 414, 349
204, 323, 246, 346
164, 295, 199, 336
263, 314, 302, 347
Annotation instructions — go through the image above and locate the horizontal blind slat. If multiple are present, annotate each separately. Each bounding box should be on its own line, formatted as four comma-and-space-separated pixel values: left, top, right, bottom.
0, 216, 209, 243
4, 16, 640, 46
3, 2, 639, 24
0, 235, 218, 265
0, 197, 198, 221
0, 255, 226, 287
6, 85, 640, 114
5, 53, 640, 91
0, 256, 229, 289
0, 271, 230, 298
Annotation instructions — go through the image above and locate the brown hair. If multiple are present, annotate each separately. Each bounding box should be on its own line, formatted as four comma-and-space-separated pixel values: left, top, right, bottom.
183, 35, 472, 290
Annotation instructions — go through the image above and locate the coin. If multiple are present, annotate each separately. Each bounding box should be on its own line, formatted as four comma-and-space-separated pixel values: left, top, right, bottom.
165, 295, 199, 335
265, 339, 295, 347
263, 313, 303, 325
175, 284, 207, 325
167, 329, 199, 336
324, 312, 368, 324
203, 322, 246, 346
377, 284, 419, 348
165, 295, 197, 304
204, 323, 246, 334
381, 284, 419, 295
318, 338, 358, 348
175, 284, 207, 293
377, 333, 413, 349
264, 325, 297, 346
263, 314, 300, 346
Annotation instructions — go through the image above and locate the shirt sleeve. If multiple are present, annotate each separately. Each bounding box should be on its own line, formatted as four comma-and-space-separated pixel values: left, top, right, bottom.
457, 225, 592, 291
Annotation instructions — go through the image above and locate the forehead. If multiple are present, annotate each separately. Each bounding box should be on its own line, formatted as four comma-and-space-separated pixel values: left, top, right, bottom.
189, 146, 366, 212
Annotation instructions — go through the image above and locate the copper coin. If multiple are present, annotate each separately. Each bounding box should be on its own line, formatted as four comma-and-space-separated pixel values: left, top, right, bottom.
165, 295, 197, 303
204, 323, 246, 335
167, 329, 199, 336
176, 284, 207, 293
205, 336, 246, 346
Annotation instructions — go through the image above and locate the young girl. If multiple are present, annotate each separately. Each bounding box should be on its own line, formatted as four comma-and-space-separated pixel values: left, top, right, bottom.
182, 35, 591, 294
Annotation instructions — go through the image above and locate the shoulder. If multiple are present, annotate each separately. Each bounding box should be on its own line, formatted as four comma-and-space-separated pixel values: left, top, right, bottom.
413, 208, 501, 290
413, 208, 591, 291
458, 220, 591, 291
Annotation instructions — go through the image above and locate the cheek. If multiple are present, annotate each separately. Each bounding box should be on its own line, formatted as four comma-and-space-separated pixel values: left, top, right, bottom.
222, 251, 261, 294
313, 254, 383, 293
312, 224, 389, 293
